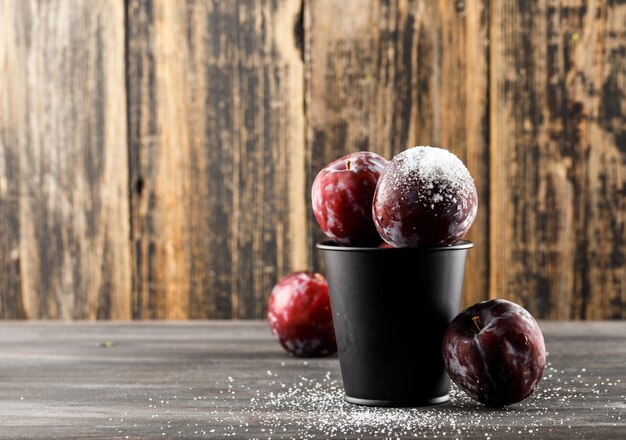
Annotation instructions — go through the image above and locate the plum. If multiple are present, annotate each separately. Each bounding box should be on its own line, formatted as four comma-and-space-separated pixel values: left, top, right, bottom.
442, 299, 546, 407
267, 272, 337, 357
312, 151, 387, 246
372, 146, 477, 247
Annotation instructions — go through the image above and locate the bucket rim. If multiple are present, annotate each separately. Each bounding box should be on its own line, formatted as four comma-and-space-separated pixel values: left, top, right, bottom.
316, 239, 474, 252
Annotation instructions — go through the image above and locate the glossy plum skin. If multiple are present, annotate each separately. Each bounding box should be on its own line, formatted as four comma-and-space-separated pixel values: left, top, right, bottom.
267, 272, 337, 357
312, 151, 387, 246
373, 147, 477, 247
442, 299, 546, 407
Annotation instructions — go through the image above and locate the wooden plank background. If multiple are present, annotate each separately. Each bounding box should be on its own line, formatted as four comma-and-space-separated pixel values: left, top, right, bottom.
0, 0, 131, 319
490, 0, 626, 319
126, 0, 306, 319
0, 0, 624, 319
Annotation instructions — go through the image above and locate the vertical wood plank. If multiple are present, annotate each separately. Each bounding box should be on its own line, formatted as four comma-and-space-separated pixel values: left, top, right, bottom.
305, 0, 490, 308
0, 0, 24, 317
490, 0, 626, 319
127, 0, 307, 319
0, 0, 132, 319
0, 3, 23, 318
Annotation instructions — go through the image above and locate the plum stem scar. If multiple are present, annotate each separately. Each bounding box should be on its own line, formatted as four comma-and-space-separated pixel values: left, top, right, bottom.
472, 316, 483, 332
346, 160, 351, 170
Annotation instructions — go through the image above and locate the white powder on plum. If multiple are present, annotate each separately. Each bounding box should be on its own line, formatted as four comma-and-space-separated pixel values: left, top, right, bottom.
374, 146, 478, 246
392, 146, 475, 208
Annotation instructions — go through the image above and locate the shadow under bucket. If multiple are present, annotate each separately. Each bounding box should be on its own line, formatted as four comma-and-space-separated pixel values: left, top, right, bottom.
317, 240, 473, 407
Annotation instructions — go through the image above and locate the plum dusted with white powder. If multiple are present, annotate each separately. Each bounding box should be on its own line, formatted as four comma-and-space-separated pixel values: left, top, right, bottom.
372, 146, 477, 247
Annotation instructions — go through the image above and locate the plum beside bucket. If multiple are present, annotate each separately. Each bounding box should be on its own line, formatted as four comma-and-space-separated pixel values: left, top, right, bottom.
317, 240, 473, 407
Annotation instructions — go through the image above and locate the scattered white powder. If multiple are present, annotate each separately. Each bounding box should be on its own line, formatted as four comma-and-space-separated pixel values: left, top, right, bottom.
106, 362, 624, 438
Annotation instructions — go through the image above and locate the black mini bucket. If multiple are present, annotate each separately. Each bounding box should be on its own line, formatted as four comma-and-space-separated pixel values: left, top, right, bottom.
317, 240, 473, 407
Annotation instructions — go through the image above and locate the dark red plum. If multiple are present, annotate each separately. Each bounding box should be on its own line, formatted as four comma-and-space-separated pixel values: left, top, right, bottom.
267, 272, 337, 357
372, 146, 477, 247
442, 299, 546, 407
312, 151, 387, 246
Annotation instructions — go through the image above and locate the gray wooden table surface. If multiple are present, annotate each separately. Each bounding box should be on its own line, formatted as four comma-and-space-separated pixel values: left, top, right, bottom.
0, 321, 623, 439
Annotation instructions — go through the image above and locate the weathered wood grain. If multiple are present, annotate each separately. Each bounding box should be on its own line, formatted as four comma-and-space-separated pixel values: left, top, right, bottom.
0, 321, 623, 439
0, 0, 624, 320
0, 0, 132, 319
0, 7, 22, 323
490, 0, 626, 319
0, 158, 21, 318
127, 0, 308, 319
305, 0, 490, 308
